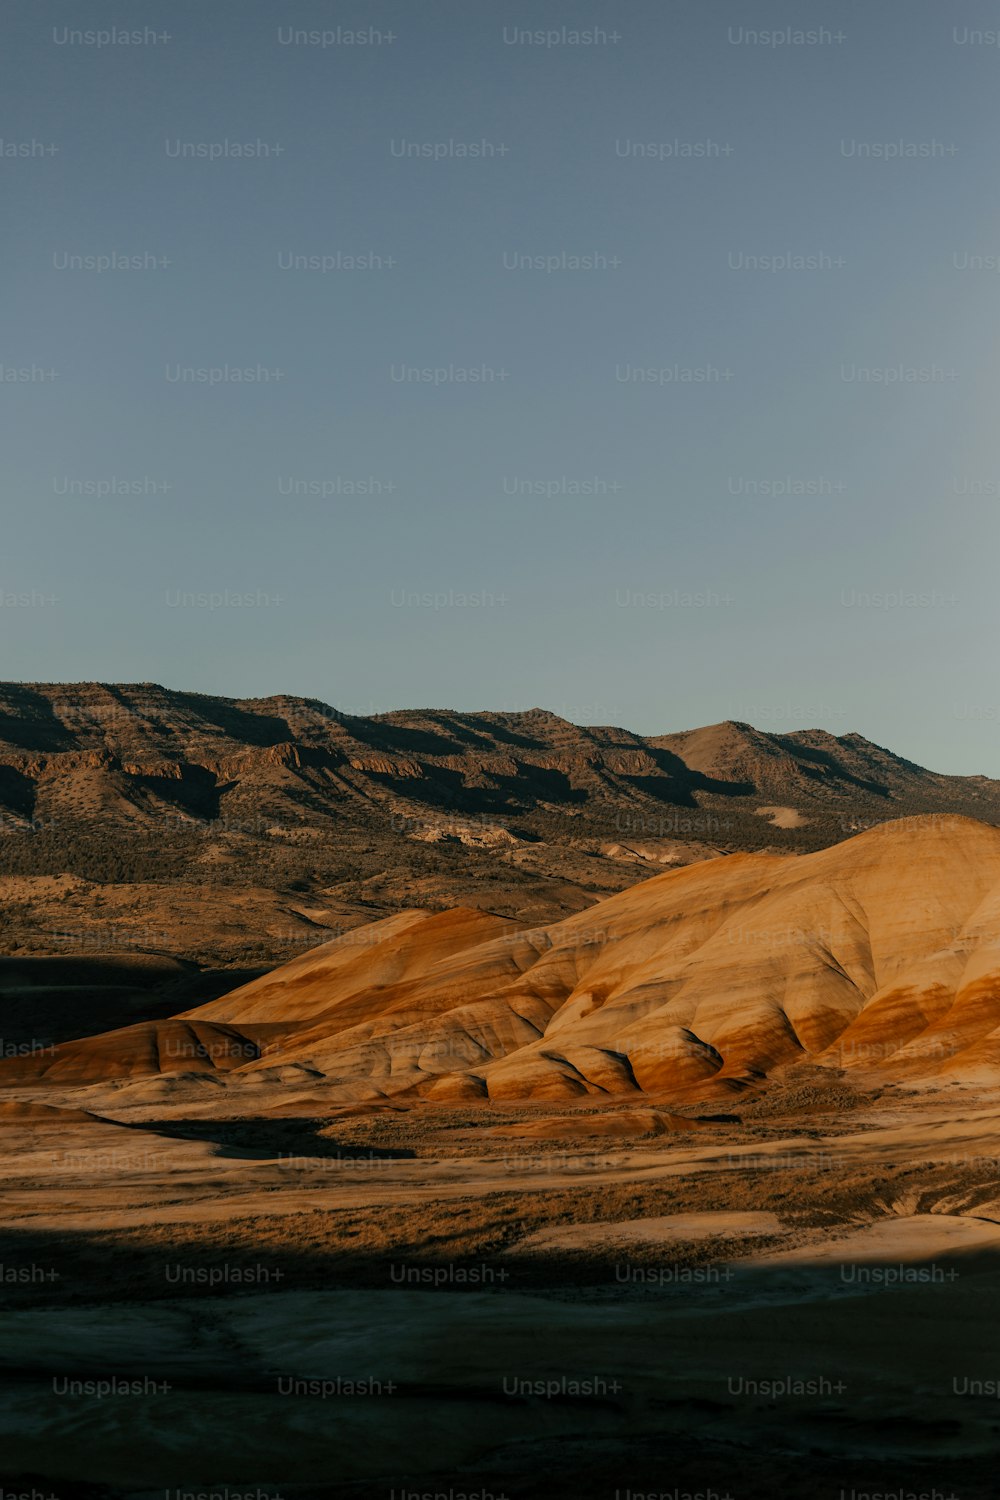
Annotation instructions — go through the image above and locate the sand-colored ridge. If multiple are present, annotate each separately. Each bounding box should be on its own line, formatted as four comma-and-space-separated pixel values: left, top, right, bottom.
7, 815, 1000, 1103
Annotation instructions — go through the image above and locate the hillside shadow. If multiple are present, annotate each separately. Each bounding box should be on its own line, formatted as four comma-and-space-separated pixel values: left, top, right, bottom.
4, 1217, 999, 1304
365, 715, 549, 755
170, 691, 293, 746
2, 1226, 1000, 1496
359, 721, 472, 756
773, 736, 893, 797
643, 747, 756, 798
128, 1115, 417, 1163
0, 685, 79, 751
0, 765, 37, 819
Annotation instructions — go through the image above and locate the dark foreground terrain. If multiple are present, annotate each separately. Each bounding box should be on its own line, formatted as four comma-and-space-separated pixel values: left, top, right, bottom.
1, 1070, 1000, 1499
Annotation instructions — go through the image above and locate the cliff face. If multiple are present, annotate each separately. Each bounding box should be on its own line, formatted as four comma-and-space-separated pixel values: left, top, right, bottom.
0, 682, 993, 833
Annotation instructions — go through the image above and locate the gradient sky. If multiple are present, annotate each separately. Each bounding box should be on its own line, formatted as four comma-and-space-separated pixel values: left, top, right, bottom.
4, 0, 1000, 772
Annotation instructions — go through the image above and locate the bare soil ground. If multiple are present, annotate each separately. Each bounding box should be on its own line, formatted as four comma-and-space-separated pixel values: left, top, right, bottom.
1, 1067, 1000, 1496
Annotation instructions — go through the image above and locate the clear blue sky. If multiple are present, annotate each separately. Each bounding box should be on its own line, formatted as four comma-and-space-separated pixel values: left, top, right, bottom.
3, 0, 999, 772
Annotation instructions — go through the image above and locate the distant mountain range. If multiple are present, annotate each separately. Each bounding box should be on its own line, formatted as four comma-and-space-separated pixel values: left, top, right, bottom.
1, 681, 998, 966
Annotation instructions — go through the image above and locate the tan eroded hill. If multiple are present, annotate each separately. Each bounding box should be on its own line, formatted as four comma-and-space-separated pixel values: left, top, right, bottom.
8, 815, 1000, 1103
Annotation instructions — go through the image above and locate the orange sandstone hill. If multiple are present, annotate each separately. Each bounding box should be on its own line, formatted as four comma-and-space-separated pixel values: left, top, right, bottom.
7, 815, 1000, 1103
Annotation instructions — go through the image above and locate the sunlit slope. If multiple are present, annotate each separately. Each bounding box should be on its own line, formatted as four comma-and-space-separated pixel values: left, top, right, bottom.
7, 817, 1000, 1101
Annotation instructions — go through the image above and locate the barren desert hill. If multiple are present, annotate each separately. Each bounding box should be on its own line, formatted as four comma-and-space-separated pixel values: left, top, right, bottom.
0, 684, 984, 830
650, 719, 942, 804
8, 813, 1000, 1102
1, 680, 999, 964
